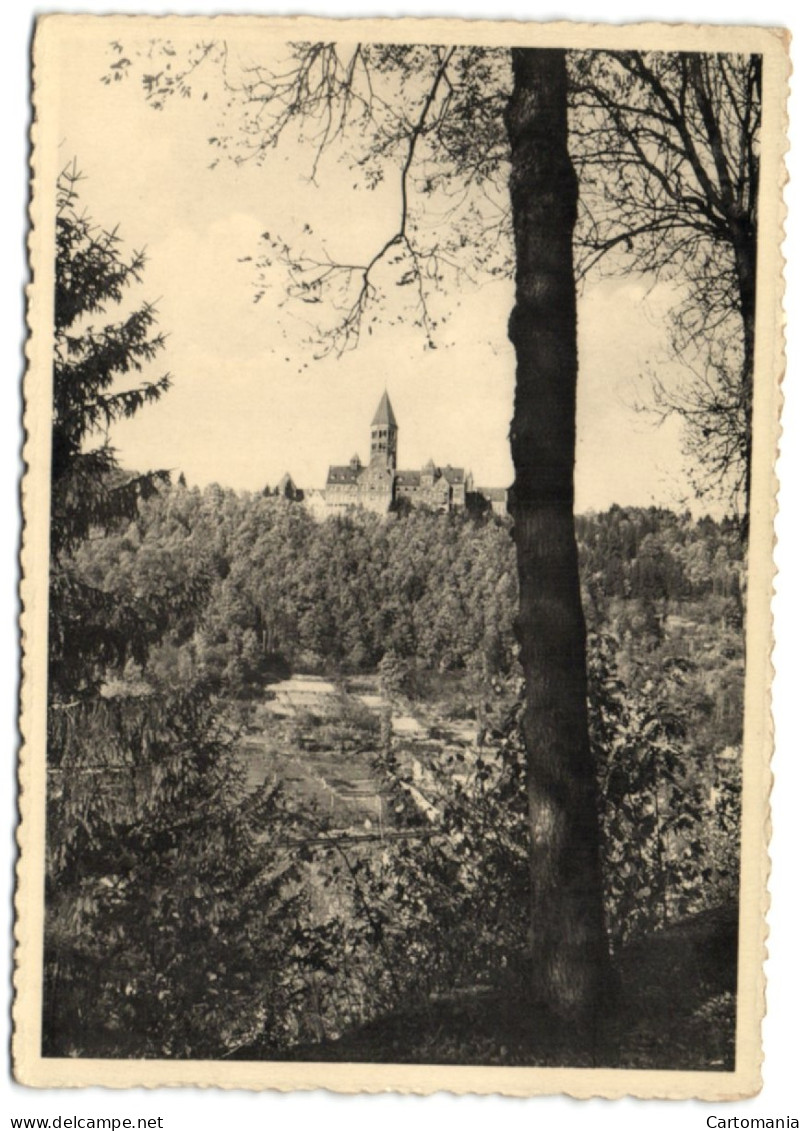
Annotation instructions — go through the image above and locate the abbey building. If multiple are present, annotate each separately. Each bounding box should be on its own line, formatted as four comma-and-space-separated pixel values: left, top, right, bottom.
277, 392, 507, 519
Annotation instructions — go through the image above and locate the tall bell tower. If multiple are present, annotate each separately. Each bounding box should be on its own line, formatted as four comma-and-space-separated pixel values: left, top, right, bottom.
369, 391, 398, 470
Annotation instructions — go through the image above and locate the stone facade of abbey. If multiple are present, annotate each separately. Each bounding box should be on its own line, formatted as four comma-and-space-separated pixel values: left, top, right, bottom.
276, 393, 507, 519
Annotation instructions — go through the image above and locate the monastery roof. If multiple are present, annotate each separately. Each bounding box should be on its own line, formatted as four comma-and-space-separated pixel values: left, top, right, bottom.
394, 470, 421, 487
442, 466, 466, 485
395, 465, 466, 487
478, 486, 507, 502
327, 465, 361, 485
371, 391, 398, 428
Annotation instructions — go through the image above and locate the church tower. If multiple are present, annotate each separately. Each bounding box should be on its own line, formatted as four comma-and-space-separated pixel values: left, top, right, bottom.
369, 390, 398, 470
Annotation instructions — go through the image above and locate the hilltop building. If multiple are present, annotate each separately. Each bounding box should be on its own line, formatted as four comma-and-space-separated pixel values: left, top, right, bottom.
271, 471, 304, 502
286, 392, 508, 519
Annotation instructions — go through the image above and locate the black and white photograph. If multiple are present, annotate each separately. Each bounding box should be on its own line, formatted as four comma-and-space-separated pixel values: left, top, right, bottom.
15, 13, 788, 1097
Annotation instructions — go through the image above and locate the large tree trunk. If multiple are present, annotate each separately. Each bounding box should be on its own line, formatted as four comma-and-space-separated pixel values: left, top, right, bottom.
691, 52, 760, 536
738, 56, 761, 538
505, 48, 610, 1046
731, 213, 757, 539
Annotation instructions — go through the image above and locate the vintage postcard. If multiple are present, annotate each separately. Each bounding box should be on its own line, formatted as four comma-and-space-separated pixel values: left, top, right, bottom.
16, 14, 788, 1096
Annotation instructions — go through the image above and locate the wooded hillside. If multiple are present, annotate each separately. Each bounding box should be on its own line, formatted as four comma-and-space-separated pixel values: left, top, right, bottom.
45, 486, 743, 1064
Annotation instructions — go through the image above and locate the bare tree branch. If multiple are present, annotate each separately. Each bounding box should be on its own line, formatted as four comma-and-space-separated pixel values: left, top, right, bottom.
570, 49, 760, 525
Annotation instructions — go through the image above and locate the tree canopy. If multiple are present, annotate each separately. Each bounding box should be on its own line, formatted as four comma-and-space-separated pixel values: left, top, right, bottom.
105, 42, 760, 527
570, 51, 760, 521
44, 172, 328, 1059
49, 164, 172, 697
52, 162, 171, 562
91, 32, 757, 1048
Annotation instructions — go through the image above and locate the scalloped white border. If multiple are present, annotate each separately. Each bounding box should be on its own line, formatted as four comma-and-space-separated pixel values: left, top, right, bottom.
14, 13, 791, 1097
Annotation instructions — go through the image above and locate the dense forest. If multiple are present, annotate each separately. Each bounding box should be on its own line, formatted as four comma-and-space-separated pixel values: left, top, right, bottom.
69, 483, 744, 693
38, 34, 761, 1071
31, 25, 770, 1078
46, 484, 744, 1064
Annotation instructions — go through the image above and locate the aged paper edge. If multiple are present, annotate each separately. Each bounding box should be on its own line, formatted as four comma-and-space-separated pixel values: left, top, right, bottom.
14, 12, 791, 1098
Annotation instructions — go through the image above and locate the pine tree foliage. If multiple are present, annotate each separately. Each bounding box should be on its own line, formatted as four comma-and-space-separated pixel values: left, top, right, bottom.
51, 162, 171, 564
44, 172, 321, 1059
49, 165, 172, 697
44, 689, 317, 1059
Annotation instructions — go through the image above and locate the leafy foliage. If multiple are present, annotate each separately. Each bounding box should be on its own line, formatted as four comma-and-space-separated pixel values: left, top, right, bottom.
588, 633, 741, 946
46, 143, 747, 1065
45, 691, 320, 1057
88, 36, 755, 1049
44, 175, 329, 1059
51, 482, 744, 1059
243, 621, 739, 1064
347, 703, 531, 1003
70, 490, 519, 693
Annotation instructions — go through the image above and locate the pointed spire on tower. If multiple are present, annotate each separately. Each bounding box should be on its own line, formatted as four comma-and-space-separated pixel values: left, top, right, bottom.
371, 390, 398, 429
369, 390, 398, 470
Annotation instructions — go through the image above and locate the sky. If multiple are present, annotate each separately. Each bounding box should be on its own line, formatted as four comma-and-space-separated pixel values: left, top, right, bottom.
51, 25, 693, 513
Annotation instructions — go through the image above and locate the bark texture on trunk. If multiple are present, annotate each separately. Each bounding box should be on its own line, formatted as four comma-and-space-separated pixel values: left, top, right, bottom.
732, 218, 757, 538
693, 52, 760, 534
506, 48, 610, 1032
